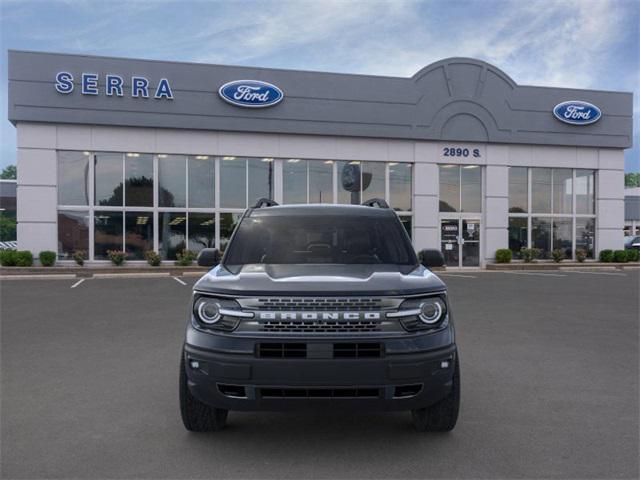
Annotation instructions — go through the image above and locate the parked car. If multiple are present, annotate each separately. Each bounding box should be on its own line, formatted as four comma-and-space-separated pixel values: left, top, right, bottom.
624, 236, 640, 250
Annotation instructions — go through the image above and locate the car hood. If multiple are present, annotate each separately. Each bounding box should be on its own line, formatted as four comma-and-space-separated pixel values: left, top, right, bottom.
193, 264, 446, 296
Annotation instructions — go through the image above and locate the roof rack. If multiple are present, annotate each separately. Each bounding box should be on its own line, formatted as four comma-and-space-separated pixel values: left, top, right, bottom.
252, 198, 279, 208
361, 198, 389, 209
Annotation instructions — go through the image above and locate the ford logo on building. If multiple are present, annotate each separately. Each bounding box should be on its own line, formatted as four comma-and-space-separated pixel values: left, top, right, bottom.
553, 100, 601, 125
218, 80, 284, 108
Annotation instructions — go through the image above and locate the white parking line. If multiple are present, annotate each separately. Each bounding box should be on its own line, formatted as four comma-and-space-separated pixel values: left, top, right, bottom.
568, 270, 626, 276
70, 278, 85, 288
500, 271, 567, 277
173, 276, 187, 286
438, 274, 477, 278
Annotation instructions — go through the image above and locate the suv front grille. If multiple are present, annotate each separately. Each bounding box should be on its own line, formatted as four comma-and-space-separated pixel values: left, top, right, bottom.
257, 342, 383, 359
238, 297, 399, 311
260, 387, 380, 398
261, 319, 381, 333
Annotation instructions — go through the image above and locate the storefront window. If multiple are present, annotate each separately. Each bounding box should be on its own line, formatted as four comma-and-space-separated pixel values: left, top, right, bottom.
94, 211, 123, 259
220, 212, 242, 251
389, 163, 411, 211
159, 212, 186, 260
531, 168, 552, 213
531, 217, 551, 259
58, 210, 89, 259
576, 218, 595, 258
362, 162, 385, 201
188, 156, 215, 208
124, 153, 153, 207
158, 155, 186, 208
188, 213, 215, 252
508, 167, 528, 213
220, 157, 246, 208
283, 159, 307, 204
338, 161, 362, 205
552, 217, 572, 258
248, 158, 273, 205
95, 153, 123, 206
461, 165, 481, 212
125, 212, 153, 260
439, 165, 459, 212
552, 169, 572, 214
58, 151, 90, 205
508, 217, 527, 258
309, 160, 333, 203
575, 170, 595, 214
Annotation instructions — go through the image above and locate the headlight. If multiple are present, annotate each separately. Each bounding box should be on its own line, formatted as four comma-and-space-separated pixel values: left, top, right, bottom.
196, 298, 221, 324
192, 295, 252, 331
387, 294, 447, 331
418, 298, 444, 324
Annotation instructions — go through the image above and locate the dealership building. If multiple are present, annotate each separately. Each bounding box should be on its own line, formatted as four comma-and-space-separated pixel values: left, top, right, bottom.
7, 50, 633, 267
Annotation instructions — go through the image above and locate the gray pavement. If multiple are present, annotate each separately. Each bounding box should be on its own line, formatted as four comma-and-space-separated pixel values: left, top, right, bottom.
1, 270, 638, 479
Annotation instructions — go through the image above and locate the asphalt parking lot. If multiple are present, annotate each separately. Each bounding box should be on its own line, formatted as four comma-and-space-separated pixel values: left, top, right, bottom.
1, 270, 638, 479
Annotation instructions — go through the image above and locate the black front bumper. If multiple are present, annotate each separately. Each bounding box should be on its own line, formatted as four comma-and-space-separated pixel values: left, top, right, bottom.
183, 325, 457, 412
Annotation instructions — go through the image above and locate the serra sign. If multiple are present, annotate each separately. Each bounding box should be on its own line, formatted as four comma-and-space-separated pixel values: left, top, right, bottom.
55, 72, 174, 99
218, 80, 283, 108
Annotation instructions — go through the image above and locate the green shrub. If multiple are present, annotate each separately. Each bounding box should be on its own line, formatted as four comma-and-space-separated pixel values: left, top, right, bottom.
495, 249, 512, 263
0, 249, 18, 266
73, 250, 87, 266
551, 249, 565, 263
575, 249, 587, 263
599, 249, 614, 262
613, 250, 628, 263
107, 250, 127, 266
39, 250, 57, 267
175, 249, 197, 266
520, 247, 542, 263
144, 250, 161, 266
626, 249, 639, 262
15, 250, 34, 267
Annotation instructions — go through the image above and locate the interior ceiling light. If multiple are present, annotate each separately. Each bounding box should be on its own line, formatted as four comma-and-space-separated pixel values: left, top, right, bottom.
222, 156, 236, 161
195, 155, 209, 160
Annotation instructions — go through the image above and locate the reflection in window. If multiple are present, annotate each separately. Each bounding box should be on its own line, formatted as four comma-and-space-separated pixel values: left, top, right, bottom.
552, 169, 572, 214
248, 158, 273, 205
158, 155, 186, 207
508, 167, 528, 213
338, 161, 361, 205
58, 210, 89, 259
552, 217, 572, 257
125, 212, 153, 260
508, 217, 527, 258
576, 170, 595, 214
461, 165, 481, 212
220, 212, 242, 251
220, 157, 246, 208
283, 159, 307, 204
389, 163, 411, 211
398, 215, 412, 240
95, 153, 123, 206
531, 217, 551, 259
361, 162, 385, 201
188, 156, 215, 208
531, 168, 552, 213
94, 211, 123, 259
159, 212, 186, 260
309, 160, 333, 203
439, 165, 459, 212
576, 218, 595, 258
125, 153, 153, 207
188, 213, 215, 252
58, 151, 90, 205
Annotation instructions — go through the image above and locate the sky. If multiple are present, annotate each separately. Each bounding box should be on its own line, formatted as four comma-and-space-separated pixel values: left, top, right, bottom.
0, 0, 638, 172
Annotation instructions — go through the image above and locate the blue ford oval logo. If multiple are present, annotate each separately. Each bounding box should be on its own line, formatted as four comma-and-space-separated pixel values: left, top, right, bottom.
218, 80, 283, 108
553, 100, 601, 125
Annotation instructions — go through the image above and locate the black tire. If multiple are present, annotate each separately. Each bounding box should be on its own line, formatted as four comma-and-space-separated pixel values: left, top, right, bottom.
411, 356, 460, 432
179, 352, 228, 432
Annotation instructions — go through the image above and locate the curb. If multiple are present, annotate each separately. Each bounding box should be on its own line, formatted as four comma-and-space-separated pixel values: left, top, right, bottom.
486, 262, 638, 271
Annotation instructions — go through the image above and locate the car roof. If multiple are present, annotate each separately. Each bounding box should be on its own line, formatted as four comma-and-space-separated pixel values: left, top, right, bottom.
246, 203, 396, 217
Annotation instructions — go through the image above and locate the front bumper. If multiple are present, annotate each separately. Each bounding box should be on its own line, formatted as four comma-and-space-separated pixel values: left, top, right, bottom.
183, 325, 457, 412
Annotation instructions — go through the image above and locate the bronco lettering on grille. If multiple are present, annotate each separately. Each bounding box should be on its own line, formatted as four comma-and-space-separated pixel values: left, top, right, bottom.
257, 312, 381, 321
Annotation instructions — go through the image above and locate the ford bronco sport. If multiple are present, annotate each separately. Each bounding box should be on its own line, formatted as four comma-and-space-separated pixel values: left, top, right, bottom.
179, 198, 460, 432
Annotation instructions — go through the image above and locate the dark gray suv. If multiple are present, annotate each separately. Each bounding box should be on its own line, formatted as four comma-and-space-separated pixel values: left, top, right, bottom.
179, 199, 460, 432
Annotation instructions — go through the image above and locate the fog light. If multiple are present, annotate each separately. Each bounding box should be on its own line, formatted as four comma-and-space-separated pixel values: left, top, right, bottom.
440, 360, 450, 369
189, 360, 200, 369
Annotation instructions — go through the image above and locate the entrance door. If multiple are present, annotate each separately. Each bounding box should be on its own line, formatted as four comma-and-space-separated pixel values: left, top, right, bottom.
440, 218, 480, 268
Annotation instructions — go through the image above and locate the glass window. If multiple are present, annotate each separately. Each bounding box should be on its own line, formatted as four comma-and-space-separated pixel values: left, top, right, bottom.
398, 215, 412, 240
220, 212, 242, 251
58, 151, 90, 205
361, 162, 385, 201
508, 217, 527, 258
576, 170, 595, 214
309, 160, 333, 203
553, 169, 572, 214
158, 155, 186, 208
552, 217, 572, 258
220, 157, 246, 208
188, 213, 215, 252
461, 165, 481, 212
58, 210, 89, 259
95, 153, 123, 206
125, 153, 153, 207
94, 211, 123, 259
531, 168, 552, 213
337, 161, 361, 205
389, 163, 412, 211
283, 159, 307, 204
531, 217, 551, 259
188, 156, 215, 208
508, 167, 528, 213
248, 158, 273, 205
159, 212, 186, 260
125, 212, 153, 260
576, 218, 595, 259
439, 165, 459, 212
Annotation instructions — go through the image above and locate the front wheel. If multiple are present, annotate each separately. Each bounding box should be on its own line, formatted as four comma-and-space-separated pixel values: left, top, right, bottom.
411, 356, 460, 432
179, 351, 228, 432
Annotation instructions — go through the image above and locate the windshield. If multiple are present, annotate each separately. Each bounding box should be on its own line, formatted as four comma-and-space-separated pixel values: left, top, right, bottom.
223, 214, 417, 269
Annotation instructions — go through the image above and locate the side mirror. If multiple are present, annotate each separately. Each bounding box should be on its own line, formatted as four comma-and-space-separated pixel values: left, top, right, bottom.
419, 248, 445, 268
197, 248, 221, 267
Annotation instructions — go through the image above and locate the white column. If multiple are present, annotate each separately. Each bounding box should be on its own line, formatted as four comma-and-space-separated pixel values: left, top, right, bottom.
596, 149, 625, 252
484, 165, 509, 263
413, 142, 439, 250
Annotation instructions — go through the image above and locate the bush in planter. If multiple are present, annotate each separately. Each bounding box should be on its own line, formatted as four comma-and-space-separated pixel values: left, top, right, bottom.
39, 250, 57, 267
613, 250, 628, 263
107, 250, 127, 266
0, 249, 18, 266
495, 249, 512, 263
175, 249, 197, 267
599, 249, 614, 262
551, 249, 565, 263
520, 248, 533, 263
575, 249, 587, 263
72, 250, 87, 266
144, 250, 161, 266
626, 249, 639, 262
15, 250, 34, 267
